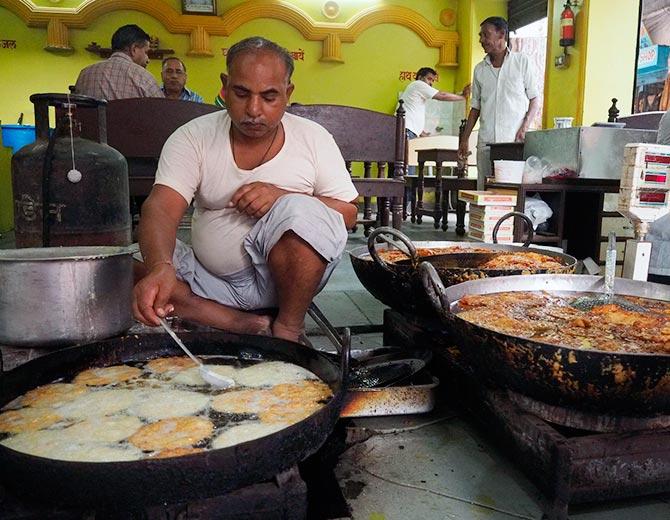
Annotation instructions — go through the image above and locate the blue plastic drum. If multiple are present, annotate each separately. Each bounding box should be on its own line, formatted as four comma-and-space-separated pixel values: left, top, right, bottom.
1, 125, 37, 154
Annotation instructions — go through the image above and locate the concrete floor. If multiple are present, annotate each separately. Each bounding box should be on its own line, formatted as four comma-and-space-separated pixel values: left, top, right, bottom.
2, 214, 670, 519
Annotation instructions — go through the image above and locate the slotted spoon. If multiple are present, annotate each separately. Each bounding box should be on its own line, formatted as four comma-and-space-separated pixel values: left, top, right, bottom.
570, 232, 645, 312
159, 318, 235, 388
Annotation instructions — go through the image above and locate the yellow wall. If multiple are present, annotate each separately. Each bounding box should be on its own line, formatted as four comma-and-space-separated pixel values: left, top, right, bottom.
581, 0, 639, 124
543, 0, 587, 126
0, 0, 460, 232
0, 0, 460, 124
543, 0, 639, 127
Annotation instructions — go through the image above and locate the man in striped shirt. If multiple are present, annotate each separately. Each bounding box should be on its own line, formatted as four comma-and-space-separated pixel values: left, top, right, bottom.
160, 57, 204, 103
74, 24, 164, 101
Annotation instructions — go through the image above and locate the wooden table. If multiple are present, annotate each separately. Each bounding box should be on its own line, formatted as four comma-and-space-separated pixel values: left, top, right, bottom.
486, 178, 620, 260
410, 148, 460, 228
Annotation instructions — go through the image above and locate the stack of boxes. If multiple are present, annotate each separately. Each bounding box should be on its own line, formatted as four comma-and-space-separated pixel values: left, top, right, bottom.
620, 143, 670, 224
458, 190, 518, 243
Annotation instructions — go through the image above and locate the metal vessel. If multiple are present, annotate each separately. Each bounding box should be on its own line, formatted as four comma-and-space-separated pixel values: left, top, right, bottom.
422, 269, 670, 415
11, 94, 131, 247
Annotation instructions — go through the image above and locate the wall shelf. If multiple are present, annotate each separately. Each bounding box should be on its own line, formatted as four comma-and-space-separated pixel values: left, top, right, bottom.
85, 43, 174, 60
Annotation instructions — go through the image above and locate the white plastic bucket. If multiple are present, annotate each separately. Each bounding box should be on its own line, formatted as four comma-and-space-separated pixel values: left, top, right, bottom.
494, 160, 525, 183
553, 117, 574, 129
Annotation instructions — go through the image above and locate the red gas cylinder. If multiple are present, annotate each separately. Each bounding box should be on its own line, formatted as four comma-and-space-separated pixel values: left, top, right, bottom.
11, 94, 131, 247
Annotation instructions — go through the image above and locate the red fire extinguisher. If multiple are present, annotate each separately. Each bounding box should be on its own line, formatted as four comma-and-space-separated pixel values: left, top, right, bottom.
559, 1, 575, 47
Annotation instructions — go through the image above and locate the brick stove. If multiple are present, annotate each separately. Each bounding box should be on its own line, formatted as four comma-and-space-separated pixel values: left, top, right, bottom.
383, 309, 670, 520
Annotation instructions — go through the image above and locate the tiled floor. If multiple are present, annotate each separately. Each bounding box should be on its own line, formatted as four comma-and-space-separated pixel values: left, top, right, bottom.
2, 214, 670, 519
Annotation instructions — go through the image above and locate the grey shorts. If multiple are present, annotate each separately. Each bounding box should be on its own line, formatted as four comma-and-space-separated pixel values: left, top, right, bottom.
170, 194, 348, 310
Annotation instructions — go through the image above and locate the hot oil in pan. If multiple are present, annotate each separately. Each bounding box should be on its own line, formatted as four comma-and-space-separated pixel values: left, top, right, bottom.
453, 290, 670, 354
0, 356, 333, 461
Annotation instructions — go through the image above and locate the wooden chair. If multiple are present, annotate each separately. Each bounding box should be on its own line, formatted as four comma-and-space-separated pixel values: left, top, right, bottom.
287, 103, 406, 234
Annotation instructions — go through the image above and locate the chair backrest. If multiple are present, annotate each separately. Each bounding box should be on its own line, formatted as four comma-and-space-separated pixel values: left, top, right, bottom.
105, 98, 222, 158
75, 98, 221, 195
286, 103, 400, 165
286, 103, 406, 231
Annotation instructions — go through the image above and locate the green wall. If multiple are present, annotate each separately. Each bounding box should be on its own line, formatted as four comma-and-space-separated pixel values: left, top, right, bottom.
0, 0, 460, 232
0, 0, 460, 124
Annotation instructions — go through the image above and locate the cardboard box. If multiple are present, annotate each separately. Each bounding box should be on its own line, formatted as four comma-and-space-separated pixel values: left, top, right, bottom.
469, 204, 516, 221
468, 229, 514, 243
458, 190, 517, 206
468, 217, 513, 233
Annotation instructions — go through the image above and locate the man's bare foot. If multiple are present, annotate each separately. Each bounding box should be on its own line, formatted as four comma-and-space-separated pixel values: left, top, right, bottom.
272, 320, 304, 344
241, 314, 273, 336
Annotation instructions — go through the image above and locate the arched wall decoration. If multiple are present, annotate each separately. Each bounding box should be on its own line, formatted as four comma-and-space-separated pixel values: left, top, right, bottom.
0, 0, 459, 66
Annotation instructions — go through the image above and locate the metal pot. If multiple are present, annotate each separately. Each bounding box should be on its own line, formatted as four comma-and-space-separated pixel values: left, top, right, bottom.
0, 245, 137, 347
350, 226, 577, 315
421, 267, 670, 415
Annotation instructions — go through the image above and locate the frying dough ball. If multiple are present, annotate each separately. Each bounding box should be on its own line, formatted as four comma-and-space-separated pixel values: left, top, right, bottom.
233, 361, 317, 388
129, 416, 213, 451
145, 356, 196, 374
56, 389, 135, 419
211, 388, 280, 415
0, 407, 62, 434
1, 430, 142, 462
74, 365, 142, 386
21, 383, 88, 408
151, 446, 205, 459
211, 421, 287, 449
127, 389, 210, 421
60, 415, 142, 443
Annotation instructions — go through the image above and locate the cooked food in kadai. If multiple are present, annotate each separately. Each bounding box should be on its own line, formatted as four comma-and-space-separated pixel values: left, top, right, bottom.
378, 248, 566, 270
456, 291, 670, 354
0, 357, 332, 462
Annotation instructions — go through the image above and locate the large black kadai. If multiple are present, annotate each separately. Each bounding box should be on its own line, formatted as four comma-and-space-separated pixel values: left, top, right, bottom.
0, 331, 349, 512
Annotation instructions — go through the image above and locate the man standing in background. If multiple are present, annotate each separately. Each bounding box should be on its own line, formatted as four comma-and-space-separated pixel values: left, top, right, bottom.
458, 17, 540, 189
401, 67, 469, 140
74, 24, 163, 101
161, 57, 204, 103
400, 67, 469, 176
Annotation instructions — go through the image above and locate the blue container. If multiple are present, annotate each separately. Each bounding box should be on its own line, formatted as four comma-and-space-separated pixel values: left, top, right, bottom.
1, 124, 37, 154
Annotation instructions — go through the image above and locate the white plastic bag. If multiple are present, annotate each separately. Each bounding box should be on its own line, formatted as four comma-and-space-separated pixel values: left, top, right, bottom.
524, 194, 553, 230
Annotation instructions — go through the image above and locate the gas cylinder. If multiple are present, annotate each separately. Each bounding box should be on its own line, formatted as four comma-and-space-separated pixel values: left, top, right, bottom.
11, 93, 131, 247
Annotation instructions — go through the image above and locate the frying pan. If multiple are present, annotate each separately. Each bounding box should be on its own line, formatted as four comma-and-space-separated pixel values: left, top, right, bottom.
349, 223, 577, 315
421, 265, 670, 416
0, 331, 349, 508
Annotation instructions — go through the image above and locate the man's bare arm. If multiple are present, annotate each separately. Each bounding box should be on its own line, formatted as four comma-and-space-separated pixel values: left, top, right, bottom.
230, 182, 358, 229
133, 185, 189, 325
515, 96, 540, 142
315, 196, 358, 229
138, 185, 188, 268
458, 107, 480, 160
433, 91, 466, 102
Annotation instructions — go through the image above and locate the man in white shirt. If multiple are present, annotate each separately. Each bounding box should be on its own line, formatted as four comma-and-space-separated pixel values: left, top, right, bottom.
458, 17, 540, 188
133, 37, 358, 343
401, 67, 469, 140
400, 68, 469, 180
